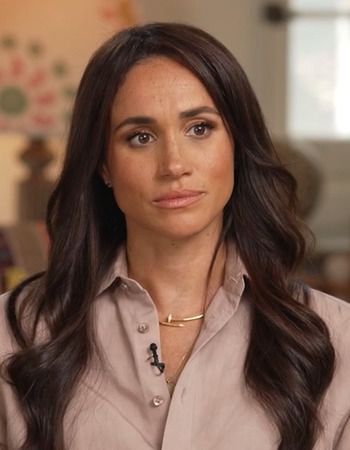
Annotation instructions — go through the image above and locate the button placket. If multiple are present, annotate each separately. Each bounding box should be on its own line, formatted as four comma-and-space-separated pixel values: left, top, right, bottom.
151, 395, 164, 407
120, 282, 128, 290
125, 286, 170, 406
138, 322, 150, 333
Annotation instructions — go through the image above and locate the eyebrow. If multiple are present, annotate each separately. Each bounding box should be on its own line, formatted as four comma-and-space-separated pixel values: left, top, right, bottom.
112, 106, 220, 133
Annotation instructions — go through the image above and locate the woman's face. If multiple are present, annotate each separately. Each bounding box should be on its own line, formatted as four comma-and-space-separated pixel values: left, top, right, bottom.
103, 56, 234, 242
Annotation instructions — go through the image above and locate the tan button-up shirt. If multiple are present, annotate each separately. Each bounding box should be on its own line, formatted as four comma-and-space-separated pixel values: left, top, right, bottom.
1, 241, 350, 449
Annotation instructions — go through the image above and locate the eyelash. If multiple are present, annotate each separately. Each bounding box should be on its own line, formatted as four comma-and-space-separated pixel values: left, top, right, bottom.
187, 121, 215, 137
125, 121, 215, 147
126, 130, 155, 147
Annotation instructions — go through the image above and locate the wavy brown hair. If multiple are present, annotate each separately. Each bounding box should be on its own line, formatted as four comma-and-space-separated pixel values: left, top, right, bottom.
2, 23, 335, 449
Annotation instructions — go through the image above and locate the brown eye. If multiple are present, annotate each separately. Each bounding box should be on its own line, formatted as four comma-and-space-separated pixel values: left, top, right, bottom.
187, 121, 214, 138
127, 131, 155, 147
137, 133, 151, 144
193, 124, 207, 136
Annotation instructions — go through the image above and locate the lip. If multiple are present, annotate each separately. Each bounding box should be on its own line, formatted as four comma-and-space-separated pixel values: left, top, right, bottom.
152, 190, 205, 209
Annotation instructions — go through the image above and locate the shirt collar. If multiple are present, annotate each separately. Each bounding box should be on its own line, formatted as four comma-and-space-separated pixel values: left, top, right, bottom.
97, 244, 129, 296
98, 239, 248, 301
221, 238, 248, 305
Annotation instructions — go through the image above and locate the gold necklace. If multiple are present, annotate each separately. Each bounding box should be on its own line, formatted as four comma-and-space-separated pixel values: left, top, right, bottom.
165, 352, 188, 395
163, 316, 204, 394
159, 312, 204, 328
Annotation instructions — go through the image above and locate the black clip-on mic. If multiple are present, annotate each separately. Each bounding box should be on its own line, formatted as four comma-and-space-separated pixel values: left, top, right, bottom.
149, 343, 165, 374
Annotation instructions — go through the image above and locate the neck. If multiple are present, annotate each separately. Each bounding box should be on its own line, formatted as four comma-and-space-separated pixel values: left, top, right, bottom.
125, 229, 227, 319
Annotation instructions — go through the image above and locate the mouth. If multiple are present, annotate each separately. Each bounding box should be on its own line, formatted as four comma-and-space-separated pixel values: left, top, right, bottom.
152, 192, 206, 209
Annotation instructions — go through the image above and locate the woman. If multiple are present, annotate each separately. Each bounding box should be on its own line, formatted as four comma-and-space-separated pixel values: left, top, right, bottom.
0, 22, 349, 450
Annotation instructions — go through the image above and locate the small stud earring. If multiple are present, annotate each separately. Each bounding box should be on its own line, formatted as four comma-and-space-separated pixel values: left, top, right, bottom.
105, 180, 112, 188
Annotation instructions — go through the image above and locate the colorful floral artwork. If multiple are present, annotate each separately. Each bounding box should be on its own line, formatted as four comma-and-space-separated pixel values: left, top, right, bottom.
0, 0, 136, 138
0, 35, 75, 137
98, 0, 137, 26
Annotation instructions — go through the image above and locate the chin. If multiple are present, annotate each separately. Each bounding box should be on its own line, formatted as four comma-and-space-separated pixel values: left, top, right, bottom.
151, 217, 223, 242
158, 229, 203, 242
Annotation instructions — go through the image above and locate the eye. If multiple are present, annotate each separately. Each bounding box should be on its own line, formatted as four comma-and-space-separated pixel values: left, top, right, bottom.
127, 131, 155, 147
187, 121, 214, 138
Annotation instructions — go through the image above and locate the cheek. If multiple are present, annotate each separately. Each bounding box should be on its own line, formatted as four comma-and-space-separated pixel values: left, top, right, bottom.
109, 155, 151, 205
206, 141, 234, 188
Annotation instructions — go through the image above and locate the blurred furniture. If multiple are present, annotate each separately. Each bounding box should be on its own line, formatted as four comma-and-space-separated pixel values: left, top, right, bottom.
299, 252, 350, 302
0, 222, 48, 293
18, 138, 55, 220
276, 139, 350, 301
274, 139, 323, 218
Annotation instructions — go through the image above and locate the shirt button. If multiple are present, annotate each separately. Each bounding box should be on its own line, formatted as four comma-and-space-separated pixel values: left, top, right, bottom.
120, 282, 128, 290
138, 322, 149, 333
151, 395, 164, 407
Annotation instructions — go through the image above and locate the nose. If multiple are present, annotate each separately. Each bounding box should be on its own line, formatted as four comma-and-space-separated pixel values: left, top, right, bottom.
157, 135, 192, 179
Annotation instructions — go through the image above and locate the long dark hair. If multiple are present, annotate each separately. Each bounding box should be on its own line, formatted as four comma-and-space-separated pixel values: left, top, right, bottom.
2, 23, 335, 450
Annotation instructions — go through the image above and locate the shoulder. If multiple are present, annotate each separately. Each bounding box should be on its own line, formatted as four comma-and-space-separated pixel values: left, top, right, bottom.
0, 275, 45, 357
308, 288, 350, 335
306, 290, 350, 437
308, 288, 350, 370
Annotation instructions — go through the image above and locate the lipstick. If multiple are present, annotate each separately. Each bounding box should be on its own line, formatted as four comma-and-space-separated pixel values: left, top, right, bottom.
152, 191, 205, 209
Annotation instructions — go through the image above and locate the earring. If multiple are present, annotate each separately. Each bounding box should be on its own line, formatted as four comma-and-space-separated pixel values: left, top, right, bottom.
105, 180, 112, 188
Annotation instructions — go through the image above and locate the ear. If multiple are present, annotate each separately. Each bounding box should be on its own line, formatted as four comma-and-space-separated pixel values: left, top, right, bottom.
100, 163, 112, 188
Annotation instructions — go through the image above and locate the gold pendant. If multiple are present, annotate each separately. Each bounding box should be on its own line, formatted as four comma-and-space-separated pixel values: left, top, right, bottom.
159, 313, 204, 327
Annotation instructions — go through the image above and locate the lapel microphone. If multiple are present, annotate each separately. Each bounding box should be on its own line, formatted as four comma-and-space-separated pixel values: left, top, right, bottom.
149, 343, 165, 374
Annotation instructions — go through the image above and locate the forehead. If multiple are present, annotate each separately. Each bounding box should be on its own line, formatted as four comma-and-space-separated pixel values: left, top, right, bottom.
111, 56, 215, 117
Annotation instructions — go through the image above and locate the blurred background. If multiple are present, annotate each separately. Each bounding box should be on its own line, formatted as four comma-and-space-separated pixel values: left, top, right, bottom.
0, 0, 349, 299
